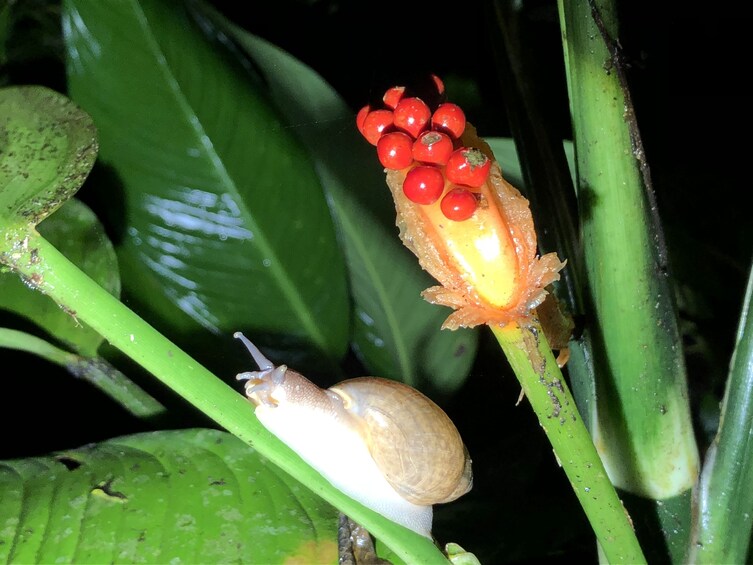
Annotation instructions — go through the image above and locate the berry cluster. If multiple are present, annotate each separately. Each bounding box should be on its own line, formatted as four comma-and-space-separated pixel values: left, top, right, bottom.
356, 76, 491, 222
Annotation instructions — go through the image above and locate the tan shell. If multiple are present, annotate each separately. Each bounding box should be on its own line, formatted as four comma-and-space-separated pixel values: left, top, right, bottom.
329, 377, 472, 505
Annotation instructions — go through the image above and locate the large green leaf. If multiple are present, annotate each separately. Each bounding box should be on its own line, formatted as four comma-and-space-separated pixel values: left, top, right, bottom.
62, 0, 349, 366
0, 429, 339, 564
189, 2, 479, 392
0, 85, 96, 231
0, 198, 119, 356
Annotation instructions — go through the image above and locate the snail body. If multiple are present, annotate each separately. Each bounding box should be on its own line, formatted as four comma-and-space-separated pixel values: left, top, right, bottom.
234, 332, 472, 538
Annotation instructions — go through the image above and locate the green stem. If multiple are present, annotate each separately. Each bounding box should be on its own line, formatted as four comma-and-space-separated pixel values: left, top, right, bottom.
557, 0, 699, 501
4, 232, 448, 565
0, 327, 76, 366
491, 323, 645, 564
0, 327, 167, 419
690, 262, 753, 564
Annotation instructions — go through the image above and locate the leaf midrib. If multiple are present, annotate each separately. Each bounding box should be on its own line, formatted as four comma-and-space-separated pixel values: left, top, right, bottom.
129, 0, 329, 354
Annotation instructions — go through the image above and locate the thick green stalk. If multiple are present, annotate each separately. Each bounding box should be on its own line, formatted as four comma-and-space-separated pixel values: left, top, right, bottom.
557, 0, 699, 499
492, 323, 645, 564
690, 262, 753, 563
1, 232, 448, 565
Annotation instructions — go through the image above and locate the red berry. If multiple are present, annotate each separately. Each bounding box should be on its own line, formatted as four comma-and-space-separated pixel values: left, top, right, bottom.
445, 147, 491, 188
431, 74, 445, 96
431, 103, 466, 139
356, 104, 371, 137
382, 86, 405, 109
412, 131, 454, 166
393, 97, 431, 138
377, 132, 414, 170
361, 109, 394, 145
403, 165, 445, 205
441, 188, 478, 221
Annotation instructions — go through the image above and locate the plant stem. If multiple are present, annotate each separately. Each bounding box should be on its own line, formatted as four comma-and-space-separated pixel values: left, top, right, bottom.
690, 262, 753, 563
4, 232, 449, 565
492, 322, 645, 564
0, 327, 167, 419
557, 0, 699, 502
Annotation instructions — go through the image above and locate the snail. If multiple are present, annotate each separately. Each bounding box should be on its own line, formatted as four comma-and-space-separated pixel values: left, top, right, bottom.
233, 332, 472, 538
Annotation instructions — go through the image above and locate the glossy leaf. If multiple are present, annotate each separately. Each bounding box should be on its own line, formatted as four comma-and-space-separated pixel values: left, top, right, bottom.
486, 138, 576, 193
445, 543, 482, 565
0, 85, 96, 230
62, 0, 349, 366
0, 429, 339, 564
690, 262, 753, 564
0, 199, 119, 356
189, 2, 478, 391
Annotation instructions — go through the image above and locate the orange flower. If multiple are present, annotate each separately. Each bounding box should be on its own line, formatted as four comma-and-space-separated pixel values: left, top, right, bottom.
384, 124, 565, 330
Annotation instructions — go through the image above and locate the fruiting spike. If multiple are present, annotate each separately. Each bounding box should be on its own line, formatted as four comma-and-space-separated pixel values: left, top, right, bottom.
356, 76, 565, 329
385, 125, 564, 328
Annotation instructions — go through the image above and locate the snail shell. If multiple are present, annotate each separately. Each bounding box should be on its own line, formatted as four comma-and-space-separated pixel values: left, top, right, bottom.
330, 377, 472, 505
233, 332, 472, 538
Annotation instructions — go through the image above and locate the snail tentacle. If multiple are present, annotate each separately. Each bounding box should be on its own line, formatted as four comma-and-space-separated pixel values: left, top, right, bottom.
234, 331, 275, 370
234, 332, 288, 407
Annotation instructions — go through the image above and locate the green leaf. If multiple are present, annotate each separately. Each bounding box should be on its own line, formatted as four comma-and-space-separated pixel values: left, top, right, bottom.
690, 261, 753, 564
0, 429, 339, 564
0, 85, 96, 230
0, 327, 166, 419
445, 542, 482, 565
189, 2, 478, 392
486, 138, 526, 187
0, 198, 119, 356
486, 138, 576, 193
62, 0, 349, 365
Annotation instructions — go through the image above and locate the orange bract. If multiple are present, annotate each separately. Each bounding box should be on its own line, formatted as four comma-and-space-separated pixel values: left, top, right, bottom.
384, 124, 565, 329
